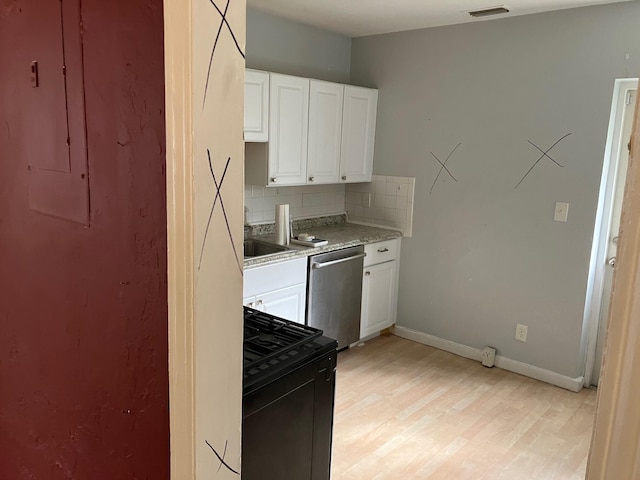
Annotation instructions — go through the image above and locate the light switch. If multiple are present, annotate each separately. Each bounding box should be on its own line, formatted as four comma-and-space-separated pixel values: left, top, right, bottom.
554, 202, 569, 222
362, 193, 372, 208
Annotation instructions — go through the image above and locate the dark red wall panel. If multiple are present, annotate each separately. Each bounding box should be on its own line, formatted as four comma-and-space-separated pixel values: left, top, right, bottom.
0, 0, 169, 478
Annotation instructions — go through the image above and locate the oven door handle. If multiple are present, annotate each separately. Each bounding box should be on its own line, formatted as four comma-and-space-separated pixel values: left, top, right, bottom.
311, 252, 366, 269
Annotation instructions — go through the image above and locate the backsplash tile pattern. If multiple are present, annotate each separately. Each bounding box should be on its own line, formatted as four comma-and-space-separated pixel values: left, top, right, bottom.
244, 184, 345, 224
345, 175, 415, 237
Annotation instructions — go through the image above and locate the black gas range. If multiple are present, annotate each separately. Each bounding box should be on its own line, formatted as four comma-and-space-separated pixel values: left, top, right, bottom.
242, 307, 338, 480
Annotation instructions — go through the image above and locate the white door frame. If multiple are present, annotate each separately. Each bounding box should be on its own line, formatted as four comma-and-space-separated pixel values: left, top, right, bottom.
587, 78, 640, 479
582, 78, 638, 387
164, 0, 246, 478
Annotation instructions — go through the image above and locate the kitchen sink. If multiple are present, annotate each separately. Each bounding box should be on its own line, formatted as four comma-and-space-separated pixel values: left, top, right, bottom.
244, 239, 291, 258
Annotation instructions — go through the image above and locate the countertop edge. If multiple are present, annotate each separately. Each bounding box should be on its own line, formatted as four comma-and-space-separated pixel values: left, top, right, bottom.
243, 224, 402, 270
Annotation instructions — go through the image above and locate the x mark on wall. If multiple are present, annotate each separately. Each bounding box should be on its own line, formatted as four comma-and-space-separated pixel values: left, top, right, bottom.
203, 0, 245, 109
514, 133, 572, 189
199, 150, 242, 275
430, 142, 462, 195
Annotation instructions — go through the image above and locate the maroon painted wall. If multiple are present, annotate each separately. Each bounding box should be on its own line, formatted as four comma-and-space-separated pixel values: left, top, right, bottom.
0, 1, 169, 478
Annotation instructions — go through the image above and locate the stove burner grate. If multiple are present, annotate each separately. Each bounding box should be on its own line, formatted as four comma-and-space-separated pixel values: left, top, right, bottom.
243, 307, 322, 371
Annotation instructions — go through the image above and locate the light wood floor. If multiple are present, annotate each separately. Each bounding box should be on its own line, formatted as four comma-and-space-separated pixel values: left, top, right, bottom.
331, 335, 597, 480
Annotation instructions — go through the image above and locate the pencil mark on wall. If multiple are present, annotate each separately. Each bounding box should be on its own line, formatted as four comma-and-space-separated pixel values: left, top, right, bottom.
430, 142, 462, 195
202, 0, 246, 110
205, 439, 240, 476
514, 133, 572, 189
199, 150, 242, 275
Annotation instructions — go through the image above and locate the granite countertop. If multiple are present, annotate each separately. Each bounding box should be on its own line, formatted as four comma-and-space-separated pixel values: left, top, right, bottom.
244, 222, 402, 269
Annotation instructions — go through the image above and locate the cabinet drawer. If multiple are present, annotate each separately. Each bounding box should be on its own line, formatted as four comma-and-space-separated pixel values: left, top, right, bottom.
244, 257, 307, 298
364, 239, 399, 267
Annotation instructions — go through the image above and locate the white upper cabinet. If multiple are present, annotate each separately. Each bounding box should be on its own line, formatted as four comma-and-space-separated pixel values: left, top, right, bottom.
340, 86, 378, 183
244, 69, 269, 142
307, 80, 344, 185
243, 70, 378, 187
268, 73, 309, 186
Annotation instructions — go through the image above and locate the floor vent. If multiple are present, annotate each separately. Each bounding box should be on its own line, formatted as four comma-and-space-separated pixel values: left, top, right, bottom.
468, 6, 510, 17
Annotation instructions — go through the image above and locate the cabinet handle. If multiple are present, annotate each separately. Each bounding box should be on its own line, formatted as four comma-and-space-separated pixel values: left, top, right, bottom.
309, 176, 314, 182
365, 271, 371, 276
377, 248, 389, 253
257, 299, 263, 305
341, 175, 347, 181
247, 302, 254, 308
270, 177, 277, 183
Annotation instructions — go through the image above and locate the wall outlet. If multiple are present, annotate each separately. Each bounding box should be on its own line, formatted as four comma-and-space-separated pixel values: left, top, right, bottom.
515, 323, 528, 342
482, 347, 496, 367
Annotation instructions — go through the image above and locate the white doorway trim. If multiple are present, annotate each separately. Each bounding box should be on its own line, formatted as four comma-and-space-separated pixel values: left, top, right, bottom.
164, 0, 246, 477
587, 80, 640, 479
582, 78, 638, 388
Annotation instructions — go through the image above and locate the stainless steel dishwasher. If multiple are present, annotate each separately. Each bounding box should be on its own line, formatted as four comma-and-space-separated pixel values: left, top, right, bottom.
307, 245, 366, 349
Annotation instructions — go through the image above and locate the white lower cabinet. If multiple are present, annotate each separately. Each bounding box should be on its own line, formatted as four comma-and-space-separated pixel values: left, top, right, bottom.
243, 239, 400, 332
245, 284, 307, 323
243, 257, 307, 324
360, 239, 400, 339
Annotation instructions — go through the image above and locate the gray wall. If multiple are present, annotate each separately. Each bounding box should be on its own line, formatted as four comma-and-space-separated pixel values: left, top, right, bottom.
351, 2, 640, 378
247, 8, 352, 82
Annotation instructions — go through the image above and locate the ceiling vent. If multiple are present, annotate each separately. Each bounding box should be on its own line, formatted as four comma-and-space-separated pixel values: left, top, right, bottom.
468, 6, 510, 17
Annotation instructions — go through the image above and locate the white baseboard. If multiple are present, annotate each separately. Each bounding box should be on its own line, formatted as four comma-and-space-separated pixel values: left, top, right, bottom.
393, 326, 584, 393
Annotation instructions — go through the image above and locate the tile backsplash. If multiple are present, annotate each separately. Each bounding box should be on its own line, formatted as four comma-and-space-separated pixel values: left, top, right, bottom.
345, 175, 415, 237
244, 176, 415, 237
244, 184, 346, 224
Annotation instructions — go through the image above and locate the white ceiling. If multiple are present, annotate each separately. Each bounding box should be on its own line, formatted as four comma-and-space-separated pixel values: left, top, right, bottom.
247, 0, 633, 37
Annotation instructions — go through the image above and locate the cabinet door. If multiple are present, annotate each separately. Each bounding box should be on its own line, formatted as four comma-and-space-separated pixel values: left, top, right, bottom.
244, 69, 269, 142
340, 86, 378, 183
307, 80, 343, 185
361, 260, 396, 338
268, 74, 309, 186
260, 284, 307, 325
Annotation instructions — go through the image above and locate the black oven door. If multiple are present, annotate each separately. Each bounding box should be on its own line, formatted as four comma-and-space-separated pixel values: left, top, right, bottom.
242, 349, 336, 480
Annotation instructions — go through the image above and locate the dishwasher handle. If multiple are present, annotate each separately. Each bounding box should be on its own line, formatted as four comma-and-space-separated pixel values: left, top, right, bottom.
311, 252, 366, 270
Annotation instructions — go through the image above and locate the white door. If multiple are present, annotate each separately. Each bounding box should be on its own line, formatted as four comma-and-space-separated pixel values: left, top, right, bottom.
340, 85, 378, 183
307, 80, 343, 184
360, 260, 396, 338
244, 69, 269, 142
593, 87, 636, 385
260, 284, 307, 324
268, 73, 309, 186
